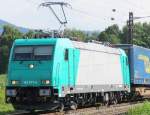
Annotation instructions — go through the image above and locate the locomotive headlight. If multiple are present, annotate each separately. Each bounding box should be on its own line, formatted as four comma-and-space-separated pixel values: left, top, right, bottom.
45, 80, 50, 84
11, 80, 18, 85
42, 80, 50, 85
29, 64, 34, 69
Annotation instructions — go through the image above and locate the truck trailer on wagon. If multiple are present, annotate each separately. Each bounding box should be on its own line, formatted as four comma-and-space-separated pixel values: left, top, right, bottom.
115, 44, 150, 98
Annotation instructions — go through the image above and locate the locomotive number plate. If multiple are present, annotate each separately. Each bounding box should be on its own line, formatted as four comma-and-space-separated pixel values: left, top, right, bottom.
23, 81, 38, 85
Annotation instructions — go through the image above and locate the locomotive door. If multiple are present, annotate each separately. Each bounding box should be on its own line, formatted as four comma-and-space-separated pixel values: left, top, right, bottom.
68, 48, 74, 87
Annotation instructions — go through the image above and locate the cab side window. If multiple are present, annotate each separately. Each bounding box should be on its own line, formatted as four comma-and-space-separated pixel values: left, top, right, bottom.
65, 49, 69, 61
126, 57, 129, 65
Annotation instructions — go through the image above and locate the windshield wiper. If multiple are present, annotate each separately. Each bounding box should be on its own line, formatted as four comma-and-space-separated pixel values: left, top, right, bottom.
38, 60, 42, 64
19, 60, 24, 64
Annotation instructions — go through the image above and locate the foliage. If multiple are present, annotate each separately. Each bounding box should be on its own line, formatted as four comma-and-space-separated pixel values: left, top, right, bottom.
87, 31, 99, 41
1, 25, 23, 46
128, 101, 150, 115
64, 29, 87, 41
64, 29, 100, 42
133, 22, 150, 48
0, 46, 9, 73
24, 30, 35, 38
0, 74, 14, 114
0, 25, 23, 74
98, 24, 121, 44
0, 25, 24, 73
98, 22, 150, 48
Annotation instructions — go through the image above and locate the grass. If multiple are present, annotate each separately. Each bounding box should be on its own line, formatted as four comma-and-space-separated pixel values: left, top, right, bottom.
128, 101, 150, 115
0, 74, 14, 115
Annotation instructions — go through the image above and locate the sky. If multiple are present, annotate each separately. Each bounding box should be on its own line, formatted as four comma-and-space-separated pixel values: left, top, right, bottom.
0, 0, 150, 31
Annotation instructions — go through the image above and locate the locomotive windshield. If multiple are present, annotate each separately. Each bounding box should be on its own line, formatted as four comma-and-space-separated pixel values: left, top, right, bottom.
13, 45, 53, 61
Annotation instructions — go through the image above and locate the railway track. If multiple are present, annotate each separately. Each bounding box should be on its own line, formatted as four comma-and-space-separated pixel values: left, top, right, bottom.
9, 101, 143, 115
64, 102, 142, 115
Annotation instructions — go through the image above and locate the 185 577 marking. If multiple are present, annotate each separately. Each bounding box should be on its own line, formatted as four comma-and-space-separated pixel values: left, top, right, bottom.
23, 81, 38, 84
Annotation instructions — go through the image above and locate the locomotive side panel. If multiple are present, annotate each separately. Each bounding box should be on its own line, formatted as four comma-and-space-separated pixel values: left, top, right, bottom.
72, 41, 130, 93
77, 49, 123, 85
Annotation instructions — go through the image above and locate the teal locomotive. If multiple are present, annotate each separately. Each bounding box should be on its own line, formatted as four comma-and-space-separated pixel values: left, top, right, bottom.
6, 38, 130, 110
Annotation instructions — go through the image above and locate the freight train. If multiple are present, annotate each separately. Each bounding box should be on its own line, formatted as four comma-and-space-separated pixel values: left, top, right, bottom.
5, 38, 148, 111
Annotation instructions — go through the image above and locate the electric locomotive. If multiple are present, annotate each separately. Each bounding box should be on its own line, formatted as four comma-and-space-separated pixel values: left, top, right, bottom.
6, 38, 130, 110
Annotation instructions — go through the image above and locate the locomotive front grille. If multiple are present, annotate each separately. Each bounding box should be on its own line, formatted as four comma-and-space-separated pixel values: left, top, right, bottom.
6, 87, 52, 97
18, 87, 39, 97
6, 86, 55, 103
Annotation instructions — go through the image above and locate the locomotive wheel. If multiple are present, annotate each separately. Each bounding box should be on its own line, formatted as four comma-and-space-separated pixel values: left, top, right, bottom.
29, 109, 35, 113
7, 97, 16, 103
70, 101, 77, 110
112, 98, 118, 105
57, 102, 64, 112
104, 101, 110, 107
104, 93, 110, 106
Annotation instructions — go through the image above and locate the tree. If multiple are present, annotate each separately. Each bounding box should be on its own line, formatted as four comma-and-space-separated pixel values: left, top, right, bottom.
0, 45, 9, 73
98, 31, 109, 42
64, 29, 100, 42
0, 25, 23, 74
120, 26, 128, 44
64, 29, 86, 41
127, 22, 150, 48
24, 30, 35, 38
86, 31, 99, 42
98, 24, 121, 44
1, 25, 23, 46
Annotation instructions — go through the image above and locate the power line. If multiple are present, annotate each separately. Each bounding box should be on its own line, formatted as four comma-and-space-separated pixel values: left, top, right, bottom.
127, 12, 150, 44
28, 0, 150, 31
125, 0, 150, 15
66, 7, 109, 23
34, 1, 148, 24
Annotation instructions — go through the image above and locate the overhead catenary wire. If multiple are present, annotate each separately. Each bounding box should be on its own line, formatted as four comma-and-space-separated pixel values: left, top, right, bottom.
66, 6, 110, 23
28, 0, 150, 31
125, 0, 147, 12
40, 1, 111, 30
38, 0, 127, 24
124, 0, 150, 17
68, 6, 134, 29
32, 1, 145, 22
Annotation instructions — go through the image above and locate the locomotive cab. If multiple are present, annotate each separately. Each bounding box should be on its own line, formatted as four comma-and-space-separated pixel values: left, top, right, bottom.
6, 39, 55, 103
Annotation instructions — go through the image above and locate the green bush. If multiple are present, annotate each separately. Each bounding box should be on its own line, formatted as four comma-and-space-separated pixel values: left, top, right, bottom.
128, 101, 150, 115
0, 74, 14, 114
